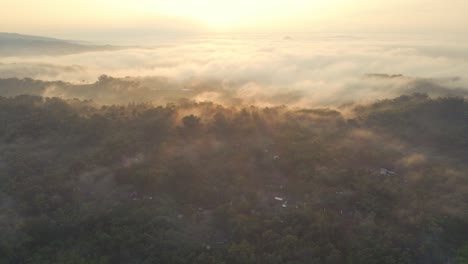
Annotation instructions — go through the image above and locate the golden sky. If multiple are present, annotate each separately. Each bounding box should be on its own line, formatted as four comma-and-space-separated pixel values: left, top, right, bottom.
2, 0, 467, 38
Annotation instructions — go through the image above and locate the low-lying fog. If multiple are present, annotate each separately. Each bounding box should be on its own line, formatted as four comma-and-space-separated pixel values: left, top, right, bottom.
1, 33, 467, 106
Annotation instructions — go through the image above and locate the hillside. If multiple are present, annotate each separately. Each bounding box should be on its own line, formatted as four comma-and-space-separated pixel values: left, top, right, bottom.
0, 33, 120, 56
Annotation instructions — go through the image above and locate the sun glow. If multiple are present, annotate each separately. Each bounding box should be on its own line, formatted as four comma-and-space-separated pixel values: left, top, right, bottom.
2, 0, 467, 37
142, 0, 347, 30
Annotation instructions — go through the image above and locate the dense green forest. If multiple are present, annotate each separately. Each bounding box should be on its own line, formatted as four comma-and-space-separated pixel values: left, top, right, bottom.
0, 93, 467, 263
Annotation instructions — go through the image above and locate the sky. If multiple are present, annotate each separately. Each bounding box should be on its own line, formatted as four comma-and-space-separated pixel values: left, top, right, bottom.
2, 0, 468, 40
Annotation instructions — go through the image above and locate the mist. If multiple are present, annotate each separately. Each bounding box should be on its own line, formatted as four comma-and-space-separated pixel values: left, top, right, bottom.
1, 33, 467, 107
1, 10, 468, 262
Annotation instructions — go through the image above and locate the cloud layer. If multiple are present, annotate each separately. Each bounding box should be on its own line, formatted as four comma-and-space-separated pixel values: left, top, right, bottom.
1, 34, 467, 106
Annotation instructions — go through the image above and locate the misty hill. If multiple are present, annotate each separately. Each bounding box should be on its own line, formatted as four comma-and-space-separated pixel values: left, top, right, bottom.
0, 94, 467, 263
0, 33, 121, 56
1, 75, 467, 106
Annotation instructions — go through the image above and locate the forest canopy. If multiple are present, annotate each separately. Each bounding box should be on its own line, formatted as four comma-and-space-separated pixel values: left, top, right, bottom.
0, 93, 467, 264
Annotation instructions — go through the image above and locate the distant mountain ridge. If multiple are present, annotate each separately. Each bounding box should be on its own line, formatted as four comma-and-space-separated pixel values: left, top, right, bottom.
0, 32, 69, 42
0, 32, 122, 56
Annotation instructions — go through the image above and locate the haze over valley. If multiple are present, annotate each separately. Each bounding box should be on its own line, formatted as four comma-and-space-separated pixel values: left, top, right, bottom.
1, 32, 467, 107
1, 1, 467, 263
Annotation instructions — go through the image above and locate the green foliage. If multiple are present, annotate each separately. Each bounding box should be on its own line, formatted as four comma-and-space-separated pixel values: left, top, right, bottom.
0, 94, 467, 263
456, 243, 468, 264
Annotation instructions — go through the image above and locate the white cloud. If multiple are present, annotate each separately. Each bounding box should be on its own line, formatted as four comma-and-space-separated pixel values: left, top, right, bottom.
1, 34, 467, 106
